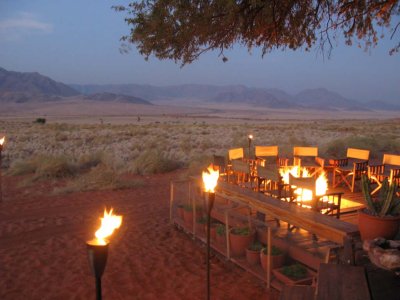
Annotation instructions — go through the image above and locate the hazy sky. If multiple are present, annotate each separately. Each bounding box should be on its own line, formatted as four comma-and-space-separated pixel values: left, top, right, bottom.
0, 0, 399, 103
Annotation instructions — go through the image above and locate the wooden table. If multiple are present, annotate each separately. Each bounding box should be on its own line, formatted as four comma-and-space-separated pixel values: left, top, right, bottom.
316, 264, 370, 300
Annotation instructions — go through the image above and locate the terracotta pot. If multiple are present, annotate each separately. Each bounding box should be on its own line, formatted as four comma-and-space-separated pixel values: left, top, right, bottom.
246, 248, 261, 266
216, 233, 226, 245
196, 222, 205, 234
204, 224, 217, 241
358, 209, 400, 240
177, 207, 184, 219
272, 267, 313, 285
260, 251, 285, 272
229, 229, 255, 257
183, 210, 193, 227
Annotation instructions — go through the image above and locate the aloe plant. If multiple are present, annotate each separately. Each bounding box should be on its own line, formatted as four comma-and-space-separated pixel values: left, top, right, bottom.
361, 174, 400, 217
216, 224, 226, 236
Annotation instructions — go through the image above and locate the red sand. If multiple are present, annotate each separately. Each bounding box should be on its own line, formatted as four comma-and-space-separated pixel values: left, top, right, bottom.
0, 171, 278, 300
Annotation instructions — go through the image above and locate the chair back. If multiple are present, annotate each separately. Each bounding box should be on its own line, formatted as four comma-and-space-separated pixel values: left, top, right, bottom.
231, 159, 249, 174
293, 146, 318, 157
257, 166, 281, 182
213, 155, 226, 174
229, 147, 244, 161
383, 154, 400, 166
347, 148, 369, 161
288, 173, 315, 191
255, 146, 278, 157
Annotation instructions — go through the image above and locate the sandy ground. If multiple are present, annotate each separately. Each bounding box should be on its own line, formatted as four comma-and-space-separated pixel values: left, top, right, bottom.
0, 170, 278, 300
0, 100, 398, 125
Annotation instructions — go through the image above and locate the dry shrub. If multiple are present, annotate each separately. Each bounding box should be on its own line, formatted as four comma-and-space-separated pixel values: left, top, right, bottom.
322, 135, 400, 159
9, 155, 76, 179
54, 164, 144, 194
131, 150, 181, 175
77, 152, 105, 171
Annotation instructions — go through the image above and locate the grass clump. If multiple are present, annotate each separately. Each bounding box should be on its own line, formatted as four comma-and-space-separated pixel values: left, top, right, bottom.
322, 135, 400, 159
9, 155, 76, 179
131, 150, 181, 175
54, 164, 144, 194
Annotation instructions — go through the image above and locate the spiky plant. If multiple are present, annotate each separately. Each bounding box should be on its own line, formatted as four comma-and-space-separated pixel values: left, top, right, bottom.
361, 174, 400, 217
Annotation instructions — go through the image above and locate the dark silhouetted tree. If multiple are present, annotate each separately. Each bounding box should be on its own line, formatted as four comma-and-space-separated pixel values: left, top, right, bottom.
114, 0, 400, 65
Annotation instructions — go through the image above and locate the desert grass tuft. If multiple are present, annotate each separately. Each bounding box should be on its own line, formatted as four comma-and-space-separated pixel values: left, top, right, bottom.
53, 164, 145, 194
131, 150, 181, 175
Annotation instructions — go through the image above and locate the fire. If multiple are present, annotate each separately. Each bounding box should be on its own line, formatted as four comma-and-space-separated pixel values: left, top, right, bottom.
0, 136, 4, 146
316, 172, 328, 196
202, 164, 219, 193
92, 208, 123, 245
280, 166, 328, 203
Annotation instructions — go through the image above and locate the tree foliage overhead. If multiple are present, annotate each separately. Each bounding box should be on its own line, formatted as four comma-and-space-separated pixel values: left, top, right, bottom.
114, 0, 400, 65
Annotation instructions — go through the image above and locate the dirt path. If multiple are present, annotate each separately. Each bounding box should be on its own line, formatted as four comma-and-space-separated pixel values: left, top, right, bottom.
0, 171, 277, 300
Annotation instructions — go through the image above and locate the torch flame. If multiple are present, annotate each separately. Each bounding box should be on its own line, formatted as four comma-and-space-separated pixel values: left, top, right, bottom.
0, 136, 4, 146
248, 134, 253, 140
202, 164, 219, 193
93, 208, 122, 245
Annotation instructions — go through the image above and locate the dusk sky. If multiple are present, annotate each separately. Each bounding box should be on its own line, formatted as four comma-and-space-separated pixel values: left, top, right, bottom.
1, 0, 399, 103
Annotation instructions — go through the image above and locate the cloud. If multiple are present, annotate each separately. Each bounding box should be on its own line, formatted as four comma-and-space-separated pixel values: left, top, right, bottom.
0, 12, 53, 40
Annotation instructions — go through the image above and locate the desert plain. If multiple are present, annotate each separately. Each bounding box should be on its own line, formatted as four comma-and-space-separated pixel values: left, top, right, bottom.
0, 101, 399, 299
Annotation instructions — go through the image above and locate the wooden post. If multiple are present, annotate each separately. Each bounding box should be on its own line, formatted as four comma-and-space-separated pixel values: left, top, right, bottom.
169, 181, 174, 224
225, 212, 230, 259
267, 226, 271, 289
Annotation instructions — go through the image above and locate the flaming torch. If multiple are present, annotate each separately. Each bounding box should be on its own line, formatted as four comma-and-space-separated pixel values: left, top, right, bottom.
0, 136, 5, 202
248, 134, 253, 159
202, 165, 219, 300
87, 208, 122, 300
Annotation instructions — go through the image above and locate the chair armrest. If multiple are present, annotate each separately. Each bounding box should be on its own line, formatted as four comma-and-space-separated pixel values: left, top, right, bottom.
368, 164, 385, 176
315, 156, 325, 167
278, 157, 289, 167
329, 158, 348, 167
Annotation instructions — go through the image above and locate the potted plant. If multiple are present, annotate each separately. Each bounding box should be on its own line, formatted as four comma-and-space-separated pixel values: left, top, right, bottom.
246, 241, 263, 266
359, 174, 400, 240
229, 226, 255, 257
215, 224, 226, 245
272, 263, 314, 285
260, 245, 285, 272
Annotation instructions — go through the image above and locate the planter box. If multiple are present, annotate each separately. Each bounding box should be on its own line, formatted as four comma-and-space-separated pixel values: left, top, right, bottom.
272, 266, 314, 285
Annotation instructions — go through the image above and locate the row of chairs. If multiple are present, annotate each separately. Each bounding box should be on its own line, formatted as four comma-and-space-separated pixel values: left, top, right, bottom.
222, 146, 400, 194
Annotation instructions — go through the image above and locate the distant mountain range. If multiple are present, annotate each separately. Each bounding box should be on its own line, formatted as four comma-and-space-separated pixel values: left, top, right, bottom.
1, 67, 398, 111
0, 67, 151, 105
71, 83, 399, 111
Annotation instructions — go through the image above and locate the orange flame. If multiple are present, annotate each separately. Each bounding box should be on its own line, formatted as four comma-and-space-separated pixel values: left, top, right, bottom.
92, 208, 122, 245
0, 136, 4, 146
202, 164, 219, 193
281, 166, 328, 203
